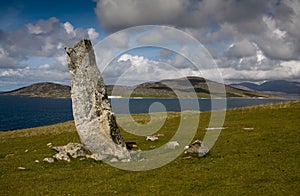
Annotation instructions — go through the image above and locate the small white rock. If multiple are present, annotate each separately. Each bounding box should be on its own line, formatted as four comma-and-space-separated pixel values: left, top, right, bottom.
43, 157, 55, 163
34, 160, 40, 163
205, 127, 226, 131
17, 167, 26, 170
146, 136, 158, 141
243, 127, 254, 131
5, 153, 14, 158
24, 149, 29, 153
46, 143, 53, 148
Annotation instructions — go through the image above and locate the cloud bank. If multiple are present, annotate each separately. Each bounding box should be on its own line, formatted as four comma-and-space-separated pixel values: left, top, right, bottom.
0, 17, 99, 90
95, 0, 300, 83
1, 0, 300, 90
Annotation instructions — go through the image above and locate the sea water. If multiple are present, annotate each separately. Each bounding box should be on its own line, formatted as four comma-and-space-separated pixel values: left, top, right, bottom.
0, 95, 294, 131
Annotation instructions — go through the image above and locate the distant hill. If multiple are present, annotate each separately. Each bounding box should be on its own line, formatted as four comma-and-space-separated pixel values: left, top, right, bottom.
231, 80, 300, 95
108, 76, 273, 98
1, 77, 273, 98
0, 82, 71, 98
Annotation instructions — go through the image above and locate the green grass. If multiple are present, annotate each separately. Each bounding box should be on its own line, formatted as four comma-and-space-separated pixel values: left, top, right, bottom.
0, 101, 299, 195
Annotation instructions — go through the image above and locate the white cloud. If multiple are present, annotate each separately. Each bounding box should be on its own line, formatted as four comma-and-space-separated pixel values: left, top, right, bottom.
256, 50, 266, 65
26, 23, 43, 34
88, 28, 99, 40
63, 22, 75, 35
0, 69, 19, 77
0, 17, 100, 68
118, 54, 151, 67
93, 0, 300, 84
227, 40, 257, 58
0, 67, 29, 77
0, 47, 19, 68
0, 17, 101, 90
55, 54, 68, 68
103, 53, 202, 86
2, 0, 300, 91
95, 0, 186, 30
38, 64, 50, 69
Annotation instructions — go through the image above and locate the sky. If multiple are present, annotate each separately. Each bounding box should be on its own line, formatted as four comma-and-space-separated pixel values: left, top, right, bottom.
0, 0, 300, 91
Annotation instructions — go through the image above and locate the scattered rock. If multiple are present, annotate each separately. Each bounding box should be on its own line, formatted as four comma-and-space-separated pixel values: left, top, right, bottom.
53, 152, 71, 162
184, 140, 209, 157
46, 142, 53, 148
17, 167, 26, 170
165, 141, 180, 149
5, 153, 14, 158
205, 127, 226, 131
146, 133, 165, 141
34, 160, 39, 163
43, 157, 55, 163
146, 136, 158, 141
243, 127, 254, 131
51, 143, 89, 162
52, 143, 88, 159
24, 149, 29, 153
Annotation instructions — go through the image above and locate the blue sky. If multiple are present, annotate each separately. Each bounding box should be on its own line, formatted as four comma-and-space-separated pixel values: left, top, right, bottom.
0, 0, 99, 31
0, 0, 300, 91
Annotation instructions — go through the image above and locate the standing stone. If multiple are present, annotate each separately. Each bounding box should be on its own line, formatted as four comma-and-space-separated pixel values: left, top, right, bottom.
65, 39, 130, 160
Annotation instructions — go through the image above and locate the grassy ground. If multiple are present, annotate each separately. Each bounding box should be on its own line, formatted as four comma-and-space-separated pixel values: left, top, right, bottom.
0, 101, 299, 195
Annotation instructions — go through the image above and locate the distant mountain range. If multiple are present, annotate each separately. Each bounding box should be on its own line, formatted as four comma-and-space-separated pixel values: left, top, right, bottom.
231, 80, 300, 95
108, 76, 272, 98
0, 77, 275, 98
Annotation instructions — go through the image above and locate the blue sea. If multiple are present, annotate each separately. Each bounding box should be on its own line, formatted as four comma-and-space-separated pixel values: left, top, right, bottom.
0, 95, 295, 131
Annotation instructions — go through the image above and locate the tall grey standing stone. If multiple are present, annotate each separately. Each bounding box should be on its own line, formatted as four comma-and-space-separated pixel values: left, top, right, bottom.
65, 39, 130, 160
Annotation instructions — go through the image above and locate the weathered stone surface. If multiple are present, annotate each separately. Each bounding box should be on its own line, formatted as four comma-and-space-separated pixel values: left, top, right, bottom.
52, 143, 87, 159
65, 39, 130, 160
53, 152, 71, 162
86, 153, 106, 161
184, 140, 209, 157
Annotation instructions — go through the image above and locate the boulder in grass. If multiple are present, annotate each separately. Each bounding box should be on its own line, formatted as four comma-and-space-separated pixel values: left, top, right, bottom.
184, 140, 209, 157
146, 136, 158, 141
52, 143, 88, 159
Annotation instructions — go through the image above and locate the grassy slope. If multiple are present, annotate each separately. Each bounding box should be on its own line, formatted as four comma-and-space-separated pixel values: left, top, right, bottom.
0, 101, 299, 195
